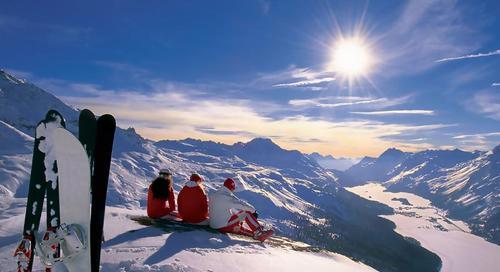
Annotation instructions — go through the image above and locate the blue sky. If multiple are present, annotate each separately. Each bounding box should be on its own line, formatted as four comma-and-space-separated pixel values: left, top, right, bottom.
1, 0, 499, 157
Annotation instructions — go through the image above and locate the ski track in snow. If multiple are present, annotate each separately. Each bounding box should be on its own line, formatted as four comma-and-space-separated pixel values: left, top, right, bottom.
348, 183, 500, 272
0, 203, 375, 272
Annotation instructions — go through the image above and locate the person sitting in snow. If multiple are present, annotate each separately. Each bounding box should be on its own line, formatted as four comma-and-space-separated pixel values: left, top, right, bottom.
209, 178, 273, 242
177, 173, 209, 224
147, 169, 177, 219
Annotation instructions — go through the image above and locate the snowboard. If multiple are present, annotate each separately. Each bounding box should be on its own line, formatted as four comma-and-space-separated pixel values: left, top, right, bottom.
90, 114, 116, 272
15, 110, 65, 272
129, 216, 309, 250
129, 215, 219, 234
53, 127, 91, 271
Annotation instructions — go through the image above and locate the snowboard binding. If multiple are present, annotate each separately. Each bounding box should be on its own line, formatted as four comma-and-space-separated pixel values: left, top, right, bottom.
36, 223, 87, 266
13, 235, 34, 272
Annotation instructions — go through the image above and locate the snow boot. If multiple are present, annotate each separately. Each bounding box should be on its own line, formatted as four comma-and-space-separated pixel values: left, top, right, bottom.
13, 235, 34, 272
254, 229, 274, 242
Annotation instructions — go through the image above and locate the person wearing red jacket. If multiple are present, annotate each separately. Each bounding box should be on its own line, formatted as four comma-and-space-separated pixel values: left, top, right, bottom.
147, 169, 176, 219
177, 173, 209, 224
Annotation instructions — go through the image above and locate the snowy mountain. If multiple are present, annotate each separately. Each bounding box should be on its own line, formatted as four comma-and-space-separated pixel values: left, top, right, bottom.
342, 148, 410, 186
0, 69, 78, 135
341, 146, 499, 244
0, 70, 443, 271
307, 152, 360, 171
386, 147, 499, 244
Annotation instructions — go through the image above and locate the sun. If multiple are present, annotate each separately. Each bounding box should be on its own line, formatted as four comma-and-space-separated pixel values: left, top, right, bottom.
329, 38, 372, 78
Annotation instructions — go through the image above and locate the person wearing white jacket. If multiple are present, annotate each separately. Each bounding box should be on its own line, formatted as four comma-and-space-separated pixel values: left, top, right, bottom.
209, 178, 273, 242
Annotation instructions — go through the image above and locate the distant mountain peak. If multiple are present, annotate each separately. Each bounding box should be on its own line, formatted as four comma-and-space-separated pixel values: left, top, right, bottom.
380, 147, 405, 158
241, 137, 282, 150
247, 137, 275, 145
309, 152, 335, 160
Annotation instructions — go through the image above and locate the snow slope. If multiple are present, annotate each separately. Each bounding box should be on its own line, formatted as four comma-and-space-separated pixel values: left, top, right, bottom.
0, 121, 32, 197
0, 202, 375, 272
348, 184, 500, 272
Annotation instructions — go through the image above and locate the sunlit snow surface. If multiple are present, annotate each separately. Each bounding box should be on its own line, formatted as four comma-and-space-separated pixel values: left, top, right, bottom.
0, 202, 375, 272
100, 208, 375, 272
348, 183, 500, 272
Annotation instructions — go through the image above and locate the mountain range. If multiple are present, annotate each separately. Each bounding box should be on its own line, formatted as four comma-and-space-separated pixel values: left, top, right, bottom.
340, 145, 499, 244
2, 69, 498, 270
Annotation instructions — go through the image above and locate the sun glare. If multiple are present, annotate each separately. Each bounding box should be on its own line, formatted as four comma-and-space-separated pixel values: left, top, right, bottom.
329, 38, 372, 78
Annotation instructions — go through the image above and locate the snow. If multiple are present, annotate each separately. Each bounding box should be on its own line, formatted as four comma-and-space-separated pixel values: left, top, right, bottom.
0, 203, 375, 272
348, 183, 500, 272
100, 207, 375, 272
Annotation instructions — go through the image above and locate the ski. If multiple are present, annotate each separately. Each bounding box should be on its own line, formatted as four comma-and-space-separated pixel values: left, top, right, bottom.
78, 109, 97, 169
14, 110, 65, 272
90, 114, 116, 272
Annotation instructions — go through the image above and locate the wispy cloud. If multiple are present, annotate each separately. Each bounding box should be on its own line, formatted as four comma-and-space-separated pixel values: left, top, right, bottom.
196, 127, 259, 137
289, 97, 384, 108
381, 0, 481, 73
273, 77, 335, 88
351, 110, 435, 116
43, 79, 451, 157
256, 66, 336, 90
492, 83, 500, 87
13, 67, 455, 157
452, 132, 500, 151
453, 132, 500, 139
435, 49, 500, 63
289, 95, 412, 109
468, 91, 500, 120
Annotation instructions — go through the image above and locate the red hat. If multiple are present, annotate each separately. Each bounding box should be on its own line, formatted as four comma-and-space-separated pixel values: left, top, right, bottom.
224, 178, 236, 191
190, 173, 203, 182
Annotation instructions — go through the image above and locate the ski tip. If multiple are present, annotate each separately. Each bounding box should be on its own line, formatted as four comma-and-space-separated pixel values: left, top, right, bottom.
79, 109, 96, 120
97, 114, 116, 126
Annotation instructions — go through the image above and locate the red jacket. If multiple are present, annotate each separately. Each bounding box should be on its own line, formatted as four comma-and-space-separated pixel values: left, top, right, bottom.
177, 181, 209, 223
147, 185, 176, 219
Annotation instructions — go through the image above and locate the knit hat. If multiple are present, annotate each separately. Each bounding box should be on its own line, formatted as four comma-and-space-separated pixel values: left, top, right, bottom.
190, 173, 203, 182
159, 169, 171, 176
223, 178, 236, 191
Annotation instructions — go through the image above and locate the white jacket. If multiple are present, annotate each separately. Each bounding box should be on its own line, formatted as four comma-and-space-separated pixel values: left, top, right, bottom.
209, 186, 256, 229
